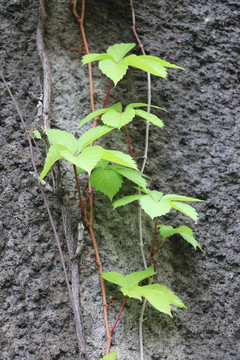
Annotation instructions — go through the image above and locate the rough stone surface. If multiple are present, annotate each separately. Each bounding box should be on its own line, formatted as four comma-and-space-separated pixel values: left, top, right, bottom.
0, 0, 239, 359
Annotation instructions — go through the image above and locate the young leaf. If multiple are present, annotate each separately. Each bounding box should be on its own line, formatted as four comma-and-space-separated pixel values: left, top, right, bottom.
39, 144, 66, 180
162, 194, 204, 202
140, 286, 172, 316
158, 225, 204, 252
126, 54, 167, 78
100, 350, 119, 360
102, 107, 135, 129
170, 201, 199, 222
139, 196, 172, 219
89, 168, 123, 200
110, 166, 147, 189
106, 43, 135, 62
113, 194, 143, 209
101, 272, 128, 288
61, 146, 103, 174
44, 129, 78, 154
99, 58, 129, 86
101, 149, 137, 169
77, 125, 114, 151
135, 109, 164, 128
145, 284, 187, 308
78, 108, 110, 128
82, 53, 114, 65
125, 103, 166, 111
125, 266, 156, 289
121, 284, 143, 300
139, 55, 184, 70
33, 130, 42, 139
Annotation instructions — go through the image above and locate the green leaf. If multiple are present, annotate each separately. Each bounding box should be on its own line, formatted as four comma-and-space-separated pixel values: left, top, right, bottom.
99, 58, 129, 86
95, 159, 109, 169
125, 266, 155, 289
126, 103, 166, 111
89, 168, 123, 200
110, 166, 147, 189
106, 43, 135, 62
77, 125, 114, 151
140, 286, 172, 316
147, 189, 164, 201
101, 149, 137, 169
158, 225, 203, 252
78, 108, 110, 128
135, 109, 164, 128
102, 107, 135, 129
162, 194, 204, 202
39, 144, 66, 180
126, 54, 167, 78
139, 55, 184, 70
113, 194, 143, 209
101, 271, 128, 288
170, 201, 199, 222
140, 196, 171, 219
44, 129, 78, 154
121, 284, 143, 300
146, 284, 187, 308
33, 130, 42, 139
100, 350, 119, 360
61, 146, 103, 174
82, 53, 114, 66
76, 167, 87, 175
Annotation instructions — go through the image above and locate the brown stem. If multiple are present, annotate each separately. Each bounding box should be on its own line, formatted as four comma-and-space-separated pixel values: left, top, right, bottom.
130, 0, 146, 56
70, 0, 111, 354
73, 164, 85, 220
125, 125, 135, 160
150, 217, 159, 264
111, 296, 129, 336
153, 237, 168, 256
89, 224, 112, 354
103, 80, 113, 109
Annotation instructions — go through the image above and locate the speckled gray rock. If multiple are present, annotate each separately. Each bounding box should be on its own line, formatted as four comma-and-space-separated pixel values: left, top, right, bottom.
0, 0, 239, 359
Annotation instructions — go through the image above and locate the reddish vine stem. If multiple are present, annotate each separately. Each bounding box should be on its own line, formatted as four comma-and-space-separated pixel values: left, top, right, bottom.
73, 164, 85, 219
150, 217, 159, 264
103, 80, 113, 109
125, 124, 135, 160
153, 237, 168, 256
70, 0, 111, 354
110, 296, 129, 336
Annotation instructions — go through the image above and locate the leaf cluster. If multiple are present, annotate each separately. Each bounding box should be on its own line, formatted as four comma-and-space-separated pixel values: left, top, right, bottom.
82, 43, 184, 85
101, 266, 186, 317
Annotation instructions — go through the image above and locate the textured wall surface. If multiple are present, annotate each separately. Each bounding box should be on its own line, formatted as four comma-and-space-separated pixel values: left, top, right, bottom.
0, 0, 239, 359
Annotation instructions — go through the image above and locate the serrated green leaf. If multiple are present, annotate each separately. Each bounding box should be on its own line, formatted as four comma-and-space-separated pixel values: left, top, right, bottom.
61, 146, 103, 174
145, 284, 187, 308
77, 125, 114, 151
101, 149, 137, 169
140, 196, 172, 219
44, 129, 78, 154
39, 144, 66, 180
33, 130, 42, 139
110, 166, 147, 189
107, 43, 135, 62
139, 55, 184, 70
125, 266, 155, 289
113, 194, 143, 209
101, 272, 128, 288
170, 201, 199, 222
102, 107, 135, 129
121, 284, 143, 300
125, 103, 166, 111
126, 54, 167, 78
147, 190, 164, 202
100, 350, 119, 360
95, 159, 109, 169
82, 53, 114, 66
140, 286, 172, 316
158, 225, 203, 252
99, 58, 128, 86
135, 109, 164, 128
89, 168, 123, 200
162, 194, 204, 202
78, 108, 110, 128
76, 167, 87, 175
